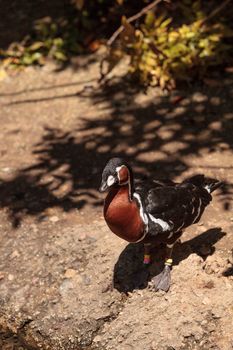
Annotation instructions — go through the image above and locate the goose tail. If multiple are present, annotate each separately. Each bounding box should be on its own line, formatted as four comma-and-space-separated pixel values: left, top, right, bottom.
183, 174, 223, 193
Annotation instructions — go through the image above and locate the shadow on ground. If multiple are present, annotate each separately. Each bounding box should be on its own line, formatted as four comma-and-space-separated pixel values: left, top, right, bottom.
113, 227, 226, 293
223, 266, 233, 277
0, 0, 74, 49
0, 75, 233, 227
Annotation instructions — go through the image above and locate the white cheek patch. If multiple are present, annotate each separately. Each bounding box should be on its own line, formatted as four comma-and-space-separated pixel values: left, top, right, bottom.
107, 175, 115, 187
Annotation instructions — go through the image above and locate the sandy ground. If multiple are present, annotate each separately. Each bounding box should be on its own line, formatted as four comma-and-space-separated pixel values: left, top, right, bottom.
0, 56, 233, 349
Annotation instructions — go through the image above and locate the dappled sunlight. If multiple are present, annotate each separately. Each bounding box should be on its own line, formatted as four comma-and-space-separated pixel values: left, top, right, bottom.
0, 72, 232, 226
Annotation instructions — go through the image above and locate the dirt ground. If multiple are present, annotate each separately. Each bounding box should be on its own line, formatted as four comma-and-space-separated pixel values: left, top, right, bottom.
0, 54, 233, 350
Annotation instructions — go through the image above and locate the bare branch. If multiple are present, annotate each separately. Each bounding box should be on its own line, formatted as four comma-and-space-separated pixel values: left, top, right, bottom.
107, 0, 167, 46
200, 0, 232, 26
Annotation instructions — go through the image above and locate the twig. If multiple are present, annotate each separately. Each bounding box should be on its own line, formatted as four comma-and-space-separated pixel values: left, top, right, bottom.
149, 42, 167, 59
107, 0, 167, 46
200, 0, 232, 26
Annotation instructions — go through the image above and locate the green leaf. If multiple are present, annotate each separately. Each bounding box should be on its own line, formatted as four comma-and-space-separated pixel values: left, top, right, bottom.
145, 11, 155, 28
160, 18, 172, 29
53, 51, 67, 61
29, 42, 44, 51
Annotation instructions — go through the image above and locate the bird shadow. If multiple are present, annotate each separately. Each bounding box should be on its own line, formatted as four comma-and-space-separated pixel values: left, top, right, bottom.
223, 266, 233, 276
113, 227, 226, 293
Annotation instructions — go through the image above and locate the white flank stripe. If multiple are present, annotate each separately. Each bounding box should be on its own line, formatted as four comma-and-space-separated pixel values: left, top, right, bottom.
168, 232, 173, 238
193, 198, 202, 223
148, 214, 171, 232
133, 193, 148, 226
167, 243, 174, 248
174, 221, 184, 233
133, 193, 149, 243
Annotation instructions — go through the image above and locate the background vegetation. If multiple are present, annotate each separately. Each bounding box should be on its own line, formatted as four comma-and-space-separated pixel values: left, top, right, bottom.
0, 0, 232, 89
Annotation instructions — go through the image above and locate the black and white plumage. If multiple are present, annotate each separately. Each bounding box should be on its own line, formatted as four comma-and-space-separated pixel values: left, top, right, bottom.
100, 157, 222, 292
134, 174, 220, 243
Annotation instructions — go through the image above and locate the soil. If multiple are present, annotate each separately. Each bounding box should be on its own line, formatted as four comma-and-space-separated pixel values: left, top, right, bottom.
0, 54, 233, 350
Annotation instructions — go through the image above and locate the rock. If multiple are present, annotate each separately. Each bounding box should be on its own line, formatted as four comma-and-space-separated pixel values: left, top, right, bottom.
204, 255, 226, 275
181, 253, 203, 267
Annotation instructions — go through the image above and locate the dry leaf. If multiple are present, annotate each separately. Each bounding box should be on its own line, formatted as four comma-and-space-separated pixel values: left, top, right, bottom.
120, 16, 135, 45
89, 40, 101, 52
0, 68, 7, 81
73, 0, 84, 10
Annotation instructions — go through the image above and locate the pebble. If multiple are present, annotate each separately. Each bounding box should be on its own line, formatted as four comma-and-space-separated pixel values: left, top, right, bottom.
86, 235, 97, 243
30, 223, 38, 232
0, 271, 5, 280
64, 269, 77, 279
8, 274, 14, 281
2, 167, 11, 173
59, 279, 74, 295
101, 283, 113, 293
202, 297, 210, 305
212, 306, 224, 319
78, 232, 86, 241
93, 335, 102, 342
50, 216, 59, 223
51, 298, 59, 304
82, 274, 91, 285
10, 250, 20, 259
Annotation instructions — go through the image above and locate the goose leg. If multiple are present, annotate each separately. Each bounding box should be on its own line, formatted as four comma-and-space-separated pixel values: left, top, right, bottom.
152, 244, 174, 292
143, 243, 151, 264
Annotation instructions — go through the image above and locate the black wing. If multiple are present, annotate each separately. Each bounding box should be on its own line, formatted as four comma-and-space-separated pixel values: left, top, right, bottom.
136, 178, 212, 233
